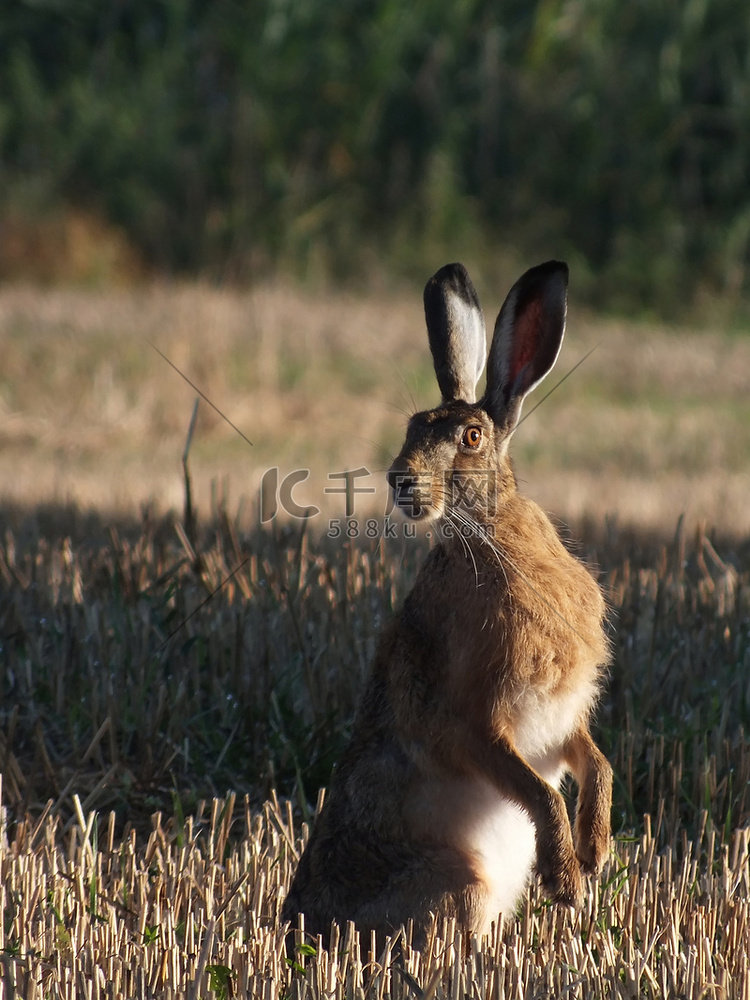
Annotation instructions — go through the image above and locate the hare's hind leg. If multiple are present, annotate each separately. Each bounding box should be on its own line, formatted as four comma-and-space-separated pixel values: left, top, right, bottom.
563, 725, 613, 874
352, 845, 489, 950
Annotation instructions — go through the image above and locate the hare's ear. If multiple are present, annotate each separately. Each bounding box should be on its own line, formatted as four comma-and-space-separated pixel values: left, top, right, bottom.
424, 263, 486, 403
483, 260, 568, 432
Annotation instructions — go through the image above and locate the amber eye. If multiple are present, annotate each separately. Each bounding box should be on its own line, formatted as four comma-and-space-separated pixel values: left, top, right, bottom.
462, 426, 482, 449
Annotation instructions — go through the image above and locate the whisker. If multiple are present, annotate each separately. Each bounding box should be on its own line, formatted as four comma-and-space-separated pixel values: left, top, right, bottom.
388, 401, 416, 420
452, 506, 506, 594
445, 498, 590, 645
447, 506, 512, 608
444, 509, 479, 587
149, 342, 254, 448
156, 557, 251, 652
393, 362, 418, 415
494, 544, 595, 649
451, 503, 590, 644
516, 343, 599, 428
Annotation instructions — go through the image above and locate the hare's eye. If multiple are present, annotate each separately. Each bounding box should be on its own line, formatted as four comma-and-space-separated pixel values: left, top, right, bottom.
462, 427, 482, 449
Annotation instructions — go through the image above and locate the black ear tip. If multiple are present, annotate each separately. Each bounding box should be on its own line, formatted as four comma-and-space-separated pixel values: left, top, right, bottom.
513, 260, 569, 308
424, 262, 480, 310
534, 259, 569, 288
429, 262, 469, 284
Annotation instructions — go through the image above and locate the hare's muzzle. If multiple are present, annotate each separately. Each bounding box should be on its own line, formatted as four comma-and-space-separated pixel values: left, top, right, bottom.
387, 466, 431, 519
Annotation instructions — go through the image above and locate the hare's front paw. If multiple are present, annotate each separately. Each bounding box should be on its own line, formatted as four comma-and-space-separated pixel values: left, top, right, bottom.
537, 847, 584, 908
574, 819, 610, 876
573, 751, 613, 875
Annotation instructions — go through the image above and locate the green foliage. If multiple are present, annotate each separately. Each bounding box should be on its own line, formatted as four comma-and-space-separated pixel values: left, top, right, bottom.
2, 1, 750, 310
143, 924, 159, 945
207, 963, 233, 1000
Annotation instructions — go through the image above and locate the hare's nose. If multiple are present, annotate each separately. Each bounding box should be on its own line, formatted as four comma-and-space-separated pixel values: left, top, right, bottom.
388, 470, 422, 515
387, 463, 413, 495
387, 467, 405, 492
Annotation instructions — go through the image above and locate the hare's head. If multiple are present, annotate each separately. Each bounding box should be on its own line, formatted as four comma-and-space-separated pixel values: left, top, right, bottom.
388, 261, 568, 528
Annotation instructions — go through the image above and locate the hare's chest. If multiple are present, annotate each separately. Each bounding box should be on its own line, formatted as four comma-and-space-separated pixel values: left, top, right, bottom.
510, 679, 598, 761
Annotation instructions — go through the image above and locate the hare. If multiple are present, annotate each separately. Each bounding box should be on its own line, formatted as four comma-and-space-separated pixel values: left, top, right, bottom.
283, 261, 612, 947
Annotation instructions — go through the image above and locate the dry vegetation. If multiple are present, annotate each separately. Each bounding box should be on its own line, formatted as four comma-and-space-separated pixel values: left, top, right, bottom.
2, 280, 750, 530
2, 788, 749, 999
1, 281, 750, 997
1, 508, 749, 998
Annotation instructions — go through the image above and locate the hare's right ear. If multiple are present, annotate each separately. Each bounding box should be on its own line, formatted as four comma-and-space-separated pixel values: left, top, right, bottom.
424, 263, 486, 404
483, 260, 568, 433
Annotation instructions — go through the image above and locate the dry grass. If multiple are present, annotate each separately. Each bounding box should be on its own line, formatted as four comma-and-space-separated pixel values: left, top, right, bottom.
1, 511, 748, 833
1, 507, 750, 997
2, 280, 750, 996
1, 789, 749, 999
2, 280, 750, 532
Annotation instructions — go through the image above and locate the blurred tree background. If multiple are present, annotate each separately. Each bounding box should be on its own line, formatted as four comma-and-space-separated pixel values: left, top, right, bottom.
2, 0, 750, 315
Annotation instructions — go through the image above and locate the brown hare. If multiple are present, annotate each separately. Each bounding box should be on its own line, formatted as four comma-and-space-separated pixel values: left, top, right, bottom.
283, 261, 612, 947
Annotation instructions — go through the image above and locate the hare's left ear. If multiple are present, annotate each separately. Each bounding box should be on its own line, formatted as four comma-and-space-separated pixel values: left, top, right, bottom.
424, 263, 486, 404
482, 260, 568, 432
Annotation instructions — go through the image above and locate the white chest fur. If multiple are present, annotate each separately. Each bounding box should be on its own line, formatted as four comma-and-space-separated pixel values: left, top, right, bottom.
512, 676, 599, 761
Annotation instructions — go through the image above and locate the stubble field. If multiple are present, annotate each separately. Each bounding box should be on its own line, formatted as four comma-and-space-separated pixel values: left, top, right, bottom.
1, 280, 749, 998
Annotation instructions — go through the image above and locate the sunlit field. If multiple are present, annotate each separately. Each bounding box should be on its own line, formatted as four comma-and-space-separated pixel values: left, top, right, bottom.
2, 280, 750, 532
1, 281, 750, 998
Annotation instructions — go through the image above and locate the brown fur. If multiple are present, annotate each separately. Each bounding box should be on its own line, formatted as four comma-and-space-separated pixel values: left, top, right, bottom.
283, 262, 613, 948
